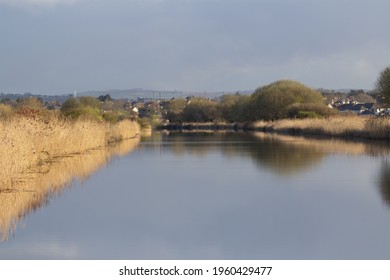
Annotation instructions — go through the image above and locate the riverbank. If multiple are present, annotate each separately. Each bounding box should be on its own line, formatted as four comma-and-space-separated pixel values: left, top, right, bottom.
0, 115, 140, 191
251, 116, 390, 139
0, 115, 141, 240
158, 116, 390, 140
157, 122, 249, 132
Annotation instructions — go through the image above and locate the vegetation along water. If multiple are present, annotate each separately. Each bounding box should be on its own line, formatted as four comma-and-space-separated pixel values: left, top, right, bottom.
1, 66, 390, 258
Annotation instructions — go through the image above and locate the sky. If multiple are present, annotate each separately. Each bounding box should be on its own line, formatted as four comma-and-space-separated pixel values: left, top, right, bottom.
1, 0, 389, 95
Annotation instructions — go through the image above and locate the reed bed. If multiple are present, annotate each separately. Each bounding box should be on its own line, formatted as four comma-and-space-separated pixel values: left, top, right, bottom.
0, 115, 140, 199
253, 115, 390, 139
0, 103, 142, 240
107, 118, 141, 143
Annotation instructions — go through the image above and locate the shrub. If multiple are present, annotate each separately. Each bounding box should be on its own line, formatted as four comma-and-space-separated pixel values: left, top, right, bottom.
79, 96, 101, 109
61, 97, 103, 121
250, 80, 325, 120
181, 98, 221, 122
288, 103, 337, 119
220, 94, 251, 122
102, 109, 130, 124
296, 111, 321, 119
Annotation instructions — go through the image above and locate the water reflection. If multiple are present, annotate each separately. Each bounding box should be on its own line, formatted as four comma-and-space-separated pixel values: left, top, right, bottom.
0, 138, 140, 241
378, 159, 390, 206
153, 132, 390, 208
153, 132, 390, 176
239, 133, 325, 175
132, 132, 390, 259
3, 132, 390, 259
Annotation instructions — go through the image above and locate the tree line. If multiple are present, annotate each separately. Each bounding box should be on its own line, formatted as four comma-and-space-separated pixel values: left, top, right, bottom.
162, 80, 336, 123
163, 67, 390, 124
0, 95, 136, 124
2, 67, 390, 124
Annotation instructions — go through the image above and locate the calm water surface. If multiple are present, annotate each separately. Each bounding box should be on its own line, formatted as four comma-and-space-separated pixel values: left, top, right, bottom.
1, 132, 390, 259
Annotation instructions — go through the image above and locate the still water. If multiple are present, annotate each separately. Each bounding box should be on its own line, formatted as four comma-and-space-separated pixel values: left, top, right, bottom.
1, 132, 390, 259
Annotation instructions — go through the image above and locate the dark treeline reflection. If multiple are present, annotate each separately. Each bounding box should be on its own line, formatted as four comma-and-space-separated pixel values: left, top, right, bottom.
378, 160, 390, 206
145, 132, 325, 176
145, 131, 390, 205
146, 132, 390, 174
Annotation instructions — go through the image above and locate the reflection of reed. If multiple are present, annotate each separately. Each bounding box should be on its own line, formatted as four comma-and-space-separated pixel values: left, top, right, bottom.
0, 138, 140, 241
253, 132, 390, 157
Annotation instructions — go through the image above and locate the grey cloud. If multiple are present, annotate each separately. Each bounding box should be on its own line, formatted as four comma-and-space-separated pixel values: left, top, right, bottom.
1, 0, 389, 93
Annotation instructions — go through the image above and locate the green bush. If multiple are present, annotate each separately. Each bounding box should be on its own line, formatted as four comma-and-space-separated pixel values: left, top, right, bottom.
79, 96, 101, 109
288, 103, 337, 119
61, 97, 103, 121
78, 106, 103, 121
102, 109, 130, 124
219, 94, 251, 122
181, 98, 221, 122
296, 111, 321, 119
250, 80, 325, 120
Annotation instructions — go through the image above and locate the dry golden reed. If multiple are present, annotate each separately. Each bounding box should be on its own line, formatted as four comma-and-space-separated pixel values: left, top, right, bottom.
0, 115, 140, 189
253, 115, 390, 139
0, 111, 140, 240
107, 118, 141, 142
1, 115, 141, 240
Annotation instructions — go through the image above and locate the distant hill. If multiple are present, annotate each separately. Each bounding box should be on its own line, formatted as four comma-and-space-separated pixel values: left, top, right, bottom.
1, 88, 253, 103
76, 88, 254, 100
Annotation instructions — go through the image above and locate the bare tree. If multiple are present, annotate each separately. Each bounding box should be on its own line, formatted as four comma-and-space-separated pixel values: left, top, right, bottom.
376, 66, 390, 104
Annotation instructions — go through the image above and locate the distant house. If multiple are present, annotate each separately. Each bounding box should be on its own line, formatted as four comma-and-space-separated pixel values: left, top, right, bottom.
337, 103, 370, 114
333, 101, 390, 115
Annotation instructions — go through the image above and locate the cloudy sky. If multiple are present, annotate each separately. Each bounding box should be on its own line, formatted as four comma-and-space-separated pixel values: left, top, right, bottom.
1, 0, 389, 94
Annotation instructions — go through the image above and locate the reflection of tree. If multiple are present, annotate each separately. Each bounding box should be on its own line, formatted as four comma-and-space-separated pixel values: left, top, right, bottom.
240, 134, 325, 176
378, 160, 390, 207
162, 132, 226, 157
160, 132, 325, 176
0, 138, 140, 241
158, 132, 390, 178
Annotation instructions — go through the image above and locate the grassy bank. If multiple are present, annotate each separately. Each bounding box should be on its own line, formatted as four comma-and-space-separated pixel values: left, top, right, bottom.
252, 116, 390, 139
